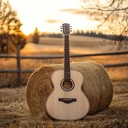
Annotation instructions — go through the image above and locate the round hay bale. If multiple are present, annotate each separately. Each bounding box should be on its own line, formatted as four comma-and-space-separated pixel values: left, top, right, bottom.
73, 62, 113, 114
26, 62, 113, 118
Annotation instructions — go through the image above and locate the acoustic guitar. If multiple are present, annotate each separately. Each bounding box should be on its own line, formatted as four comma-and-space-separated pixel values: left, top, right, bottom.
46, 23, 90, 120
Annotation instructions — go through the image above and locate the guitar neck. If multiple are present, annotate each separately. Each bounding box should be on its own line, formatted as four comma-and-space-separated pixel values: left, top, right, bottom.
64, 34, 70, 81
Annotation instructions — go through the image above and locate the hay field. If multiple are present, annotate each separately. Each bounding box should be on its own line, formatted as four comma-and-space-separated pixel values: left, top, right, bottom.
0, 36, 128, 127
22, 35, 115, 54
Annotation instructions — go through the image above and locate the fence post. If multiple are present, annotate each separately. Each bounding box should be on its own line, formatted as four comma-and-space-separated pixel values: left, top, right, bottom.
16, 45, 21, 87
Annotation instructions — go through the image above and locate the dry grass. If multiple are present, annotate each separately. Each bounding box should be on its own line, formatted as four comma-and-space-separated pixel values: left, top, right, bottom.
0, 36, 128, 127
0, 80, 127, 128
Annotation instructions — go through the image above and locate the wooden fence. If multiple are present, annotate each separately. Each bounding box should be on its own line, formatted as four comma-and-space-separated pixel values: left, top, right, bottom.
0, 46, 128, 86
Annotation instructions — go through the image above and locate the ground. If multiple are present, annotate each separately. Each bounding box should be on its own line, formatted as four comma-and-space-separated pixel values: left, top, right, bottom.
0, 80, 127, 128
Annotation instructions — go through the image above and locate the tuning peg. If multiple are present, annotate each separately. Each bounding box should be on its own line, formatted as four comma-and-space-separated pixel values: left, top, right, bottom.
60, 26, 62, 32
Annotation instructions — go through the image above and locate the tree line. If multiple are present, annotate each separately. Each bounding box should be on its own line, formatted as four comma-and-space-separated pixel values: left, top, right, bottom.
32, 28, 128, 43
73, 30, 128, 41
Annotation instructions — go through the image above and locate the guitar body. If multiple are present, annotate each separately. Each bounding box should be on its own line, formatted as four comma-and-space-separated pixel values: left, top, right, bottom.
46, 70, 90, 120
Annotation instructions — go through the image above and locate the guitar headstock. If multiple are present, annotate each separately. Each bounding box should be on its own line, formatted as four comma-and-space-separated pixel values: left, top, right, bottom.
60, 23, 72, 35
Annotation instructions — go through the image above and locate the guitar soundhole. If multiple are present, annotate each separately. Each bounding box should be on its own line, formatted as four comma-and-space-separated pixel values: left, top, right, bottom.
61, 80, 74, 92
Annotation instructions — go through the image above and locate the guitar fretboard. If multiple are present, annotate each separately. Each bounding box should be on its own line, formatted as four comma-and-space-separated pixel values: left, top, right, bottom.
61, 23, 71, 81
64, 35, 70, 81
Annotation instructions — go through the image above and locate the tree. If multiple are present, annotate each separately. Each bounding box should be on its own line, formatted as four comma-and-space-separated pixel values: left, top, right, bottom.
32, 27, 39, 44
82, 0, 128, 49
0, 0, 26, 54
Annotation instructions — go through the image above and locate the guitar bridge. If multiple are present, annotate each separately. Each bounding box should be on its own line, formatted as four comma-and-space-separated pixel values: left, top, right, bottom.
58, 98, 77, 104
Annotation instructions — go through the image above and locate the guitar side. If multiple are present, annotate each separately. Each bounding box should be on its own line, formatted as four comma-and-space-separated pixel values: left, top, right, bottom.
46, 70, 90, 120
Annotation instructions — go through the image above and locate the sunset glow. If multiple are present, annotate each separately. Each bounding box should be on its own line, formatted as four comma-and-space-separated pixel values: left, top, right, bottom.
8, 0, 99, 35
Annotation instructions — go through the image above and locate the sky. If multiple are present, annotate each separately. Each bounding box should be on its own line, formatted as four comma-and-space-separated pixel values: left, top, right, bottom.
8, 0, 100, 35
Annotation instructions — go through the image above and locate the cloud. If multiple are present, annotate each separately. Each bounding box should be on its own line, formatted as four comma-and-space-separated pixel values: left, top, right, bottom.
60, 9, 77, 12
46, 19, 62, 23
59, 9, 85, 15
